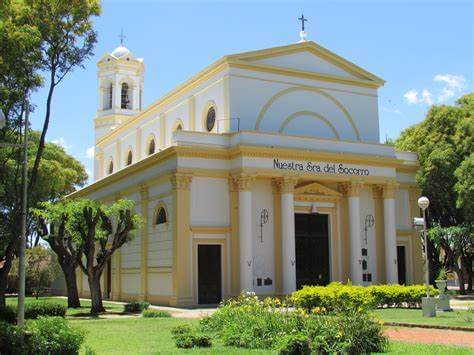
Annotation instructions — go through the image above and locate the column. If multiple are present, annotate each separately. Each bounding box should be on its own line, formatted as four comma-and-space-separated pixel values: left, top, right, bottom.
170, 173, 193, 306
383, 183, 399, 284
279, 176, 298, 295
372, 185, 386, 283
347, 182, 364, 285
234, 174, 255, 292
139, 185, 149, 300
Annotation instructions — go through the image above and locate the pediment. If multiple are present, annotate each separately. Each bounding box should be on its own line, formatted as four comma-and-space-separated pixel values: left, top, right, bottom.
294, 181, 342, 197
226, 41, 384, 86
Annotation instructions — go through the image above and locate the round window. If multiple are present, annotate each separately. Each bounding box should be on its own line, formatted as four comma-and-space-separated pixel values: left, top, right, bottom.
206, 107, 216, 132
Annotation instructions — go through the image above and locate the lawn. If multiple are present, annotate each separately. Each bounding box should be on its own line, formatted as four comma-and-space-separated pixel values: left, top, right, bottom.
70, 317, 473, 355
374, 308, 474, 328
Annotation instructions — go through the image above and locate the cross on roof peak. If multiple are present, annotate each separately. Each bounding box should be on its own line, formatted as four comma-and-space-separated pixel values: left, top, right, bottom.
298, 14, 308, 32
119, 29, 126, 46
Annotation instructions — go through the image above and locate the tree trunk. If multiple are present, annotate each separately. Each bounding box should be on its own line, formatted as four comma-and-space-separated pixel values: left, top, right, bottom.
63, 265, 81, 308
0, 251, 14, 308
88, 272, 105, 314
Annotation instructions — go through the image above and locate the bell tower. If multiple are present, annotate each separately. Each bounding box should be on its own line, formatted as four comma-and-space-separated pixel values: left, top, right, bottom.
94, 42, 145, 142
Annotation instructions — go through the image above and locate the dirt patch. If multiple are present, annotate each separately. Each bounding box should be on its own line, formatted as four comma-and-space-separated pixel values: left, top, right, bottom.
385, 327, 474, 348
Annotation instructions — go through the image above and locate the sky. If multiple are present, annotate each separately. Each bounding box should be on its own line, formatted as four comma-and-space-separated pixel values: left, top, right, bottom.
28, 0, 473, 183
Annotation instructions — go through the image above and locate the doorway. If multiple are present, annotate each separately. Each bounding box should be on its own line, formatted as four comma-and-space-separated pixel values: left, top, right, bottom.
397, 245, 407, 285
295, 213, 330, 289
198, 244, 222, 304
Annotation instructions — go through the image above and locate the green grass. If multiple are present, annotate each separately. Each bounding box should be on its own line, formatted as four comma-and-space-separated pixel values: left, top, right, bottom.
387, 341, 473, 354
6, 296, 124, 316
374, 308, 474, 328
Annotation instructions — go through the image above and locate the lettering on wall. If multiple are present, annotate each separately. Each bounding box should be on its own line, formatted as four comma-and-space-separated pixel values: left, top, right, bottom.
273, 159, 370, 176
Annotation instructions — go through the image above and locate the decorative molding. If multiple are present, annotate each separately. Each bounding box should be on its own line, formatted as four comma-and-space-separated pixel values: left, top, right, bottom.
276, 176, 299, 194
372, 184, 384, 199
382, 183, 399, 199
338, 181, 364, 197
294, 181, 342, 197
171, 173, 193, 190
231, 174, 256, 191
190, 226, 231, 234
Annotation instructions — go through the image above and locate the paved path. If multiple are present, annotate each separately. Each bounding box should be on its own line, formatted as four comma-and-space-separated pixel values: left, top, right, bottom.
385, 327, 474, 348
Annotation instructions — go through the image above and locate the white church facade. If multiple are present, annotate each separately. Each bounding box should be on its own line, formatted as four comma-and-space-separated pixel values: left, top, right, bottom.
71, 36, 424, 306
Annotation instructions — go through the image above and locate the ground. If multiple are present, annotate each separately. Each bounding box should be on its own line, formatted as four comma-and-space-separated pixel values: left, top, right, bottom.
5, 296, 474, 354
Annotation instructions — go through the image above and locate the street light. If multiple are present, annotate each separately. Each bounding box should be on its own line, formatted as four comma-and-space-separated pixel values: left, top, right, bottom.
0, 104, 28, 326
416, 196, 436, 317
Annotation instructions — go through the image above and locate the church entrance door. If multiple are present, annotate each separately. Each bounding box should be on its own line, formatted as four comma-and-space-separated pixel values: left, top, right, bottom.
295, 213, 330, 289
198, 244, 222, 304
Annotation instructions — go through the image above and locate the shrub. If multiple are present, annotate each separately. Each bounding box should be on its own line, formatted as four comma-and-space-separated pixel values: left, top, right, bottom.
278, 334, 312, 355
28, 316, 85, 355
0, 321, 27, 354
171, 324, 212, 348
24, 302, 67, 319
123, 301, 150, 313
292, 283, 439, 310
0, 306, 16, 324
142, 309, 171, 318
200, 292, 387, 353
171, 323, 192, 337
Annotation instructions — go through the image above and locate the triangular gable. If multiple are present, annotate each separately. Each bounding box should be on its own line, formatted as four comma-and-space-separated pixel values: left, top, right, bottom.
225, 41, 385, 87
294, 181, 342, 197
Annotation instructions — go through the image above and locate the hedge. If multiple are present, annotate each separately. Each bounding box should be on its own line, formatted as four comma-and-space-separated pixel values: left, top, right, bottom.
291, 283, 439, 311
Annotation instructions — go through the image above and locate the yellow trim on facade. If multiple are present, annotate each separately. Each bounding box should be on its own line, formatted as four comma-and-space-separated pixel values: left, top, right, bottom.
279, 111, 340, 138
190, 226, 231, 234
139, 185, 149, 300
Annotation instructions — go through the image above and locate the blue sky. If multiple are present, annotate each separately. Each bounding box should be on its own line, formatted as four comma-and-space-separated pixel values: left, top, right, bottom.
29, 0, 473, 183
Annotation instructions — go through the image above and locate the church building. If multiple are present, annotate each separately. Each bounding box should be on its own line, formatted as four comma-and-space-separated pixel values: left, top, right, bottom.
71, 29, 424, 306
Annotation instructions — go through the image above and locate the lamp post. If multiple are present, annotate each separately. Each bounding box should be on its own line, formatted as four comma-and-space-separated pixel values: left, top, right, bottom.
417, 196, 436, 317
0, 103, 28, 326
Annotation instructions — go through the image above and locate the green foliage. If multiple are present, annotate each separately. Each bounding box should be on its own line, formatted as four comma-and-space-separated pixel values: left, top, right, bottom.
200, 292, 387, 353
123, 301, 150, 313
27, 316, 85, 355
10, 246, 61, 296
142, 309, 171, 318
0, 306, 16, 324
24, 302, 67, 319
291, 283, 439, 310
171, 324, 212, 349
0, 317, 84, 355
0, 321, 28, 354
277, 334, 312, 355
437, 267, 448, 280
395, 94, 473, 225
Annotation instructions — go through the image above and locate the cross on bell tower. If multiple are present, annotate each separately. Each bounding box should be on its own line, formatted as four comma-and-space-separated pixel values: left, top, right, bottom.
119, 29, 126, 46
298, 14, 309, 43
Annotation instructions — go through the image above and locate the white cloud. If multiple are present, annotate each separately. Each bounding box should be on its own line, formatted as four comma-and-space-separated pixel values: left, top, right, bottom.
403, 74, 467, 105
86, 146, 95, 159
434, 74, 466, 90
404, 90, 419, 104
51, 137, 71, 149
404, 89, 433, 105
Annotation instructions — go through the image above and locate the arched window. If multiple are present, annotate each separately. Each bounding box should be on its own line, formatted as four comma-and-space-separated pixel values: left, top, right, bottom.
148, 138, 156, 155
176, 124, 182, 131
206, 106, 216, 132
156, 207, 167, 225
126, 150, 133, 166
121, 83, 130, 109
107, 159, 114, 175
107, 83, 113, 109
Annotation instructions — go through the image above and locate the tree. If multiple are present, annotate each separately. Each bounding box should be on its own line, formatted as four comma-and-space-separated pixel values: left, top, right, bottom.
396, 94, 473, 289
0, 0, 99, 307
36, 205, 82, 308
26, 0, 101, 192
37, 199, 142, 314
0, 131, 87, 306
11, 246, 61, 298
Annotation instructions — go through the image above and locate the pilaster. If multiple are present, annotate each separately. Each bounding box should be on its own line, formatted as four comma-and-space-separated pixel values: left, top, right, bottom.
139, 185, 149, 300
170, 173, 193, 306
160, 113, 166, 150
372, 185, 386, 283
272, 179, 282, 294
228, 175, 240, 296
